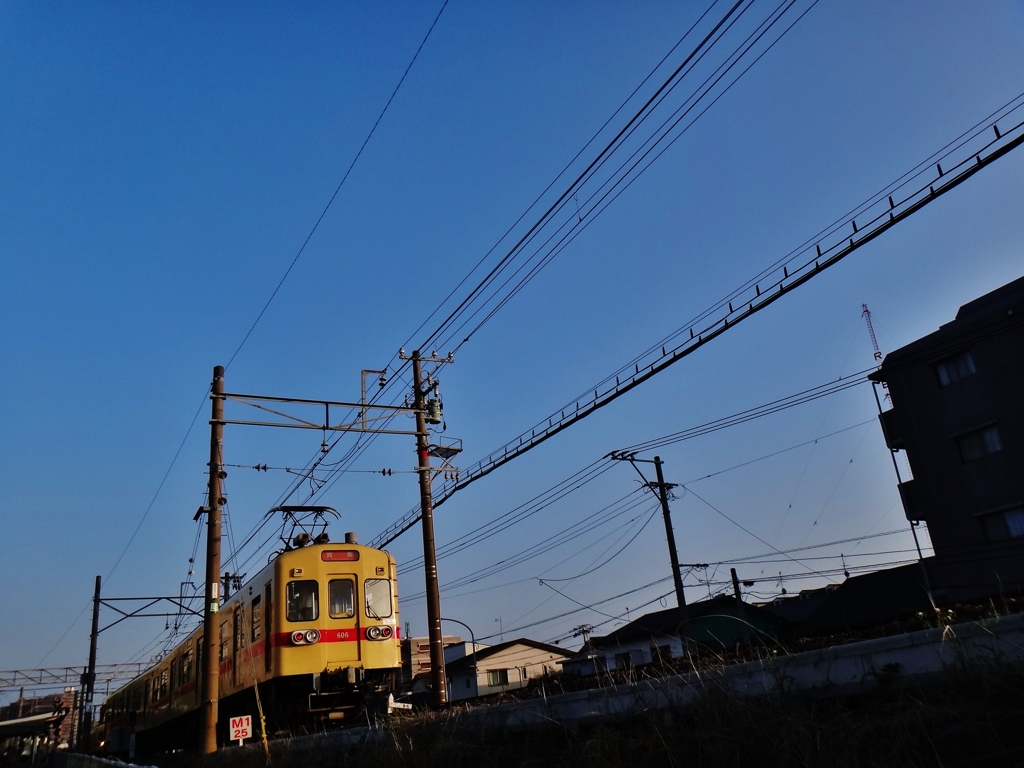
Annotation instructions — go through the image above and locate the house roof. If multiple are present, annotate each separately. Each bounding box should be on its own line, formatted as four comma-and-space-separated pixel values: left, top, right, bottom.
758, 589, 831, 624
444, 637, 571, 673
796, 562, 933, 634
0, 710, 66, 739
585, 594, 784, 649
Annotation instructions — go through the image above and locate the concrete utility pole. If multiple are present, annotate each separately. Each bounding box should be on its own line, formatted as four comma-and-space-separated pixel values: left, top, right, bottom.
609, 453, 688, 632
201, 366, 225, 754
411, 350, 447, 706
652, 456, 687, 621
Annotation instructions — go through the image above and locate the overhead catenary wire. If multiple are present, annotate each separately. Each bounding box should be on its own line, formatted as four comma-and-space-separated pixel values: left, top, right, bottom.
401, 493, 657, 602
413, 0, 755, 356
222, 0, 819, 572
397, 0, 727, 359
371, 91, 1024, 548
237, 0, 765, 535
271, 0, 812, 551
438, 0, 817, 354
388, 370, 877, 571
400, 370, 887, 603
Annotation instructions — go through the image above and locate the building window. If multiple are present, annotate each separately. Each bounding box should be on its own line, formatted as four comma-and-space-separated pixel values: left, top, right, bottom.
650, 644, 672, 664
935, 350, 976, 386
956, 425, 1002, 462
980, 507, 1024, 542
614, 651, 634, 670
487, 669, 509, 686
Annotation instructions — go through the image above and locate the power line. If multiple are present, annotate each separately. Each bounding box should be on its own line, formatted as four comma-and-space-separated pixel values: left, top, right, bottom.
371, 92, 1024, 547
226, 0, 450, 370
402, 373, 887, 598
63, 6, 450, 671
683, 485, 835, 581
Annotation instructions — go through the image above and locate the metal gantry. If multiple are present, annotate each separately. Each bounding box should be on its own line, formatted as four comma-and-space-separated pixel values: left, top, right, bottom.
0, 664, 148, 692
195, 353, 458, 750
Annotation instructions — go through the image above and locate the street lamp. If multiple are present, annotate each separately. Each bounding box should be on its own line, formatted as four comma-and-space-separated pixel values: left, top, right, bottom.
441, 617, 477, 700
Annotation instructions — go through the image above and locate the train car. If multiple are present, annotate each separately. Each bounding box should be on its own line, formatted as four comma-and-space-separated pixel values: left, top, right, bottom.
101, 516, 401, 755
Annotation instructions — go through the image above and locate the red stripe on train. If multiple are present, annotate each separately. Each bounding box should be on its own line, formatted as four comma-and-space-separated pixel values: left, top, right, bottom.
270, 626, 400, 647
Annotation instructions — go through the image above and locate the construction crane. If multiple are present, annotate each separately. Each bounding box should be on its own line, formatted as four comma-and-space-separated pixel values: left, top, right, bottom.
862, 304, 883, 361
861, 304, 890, 403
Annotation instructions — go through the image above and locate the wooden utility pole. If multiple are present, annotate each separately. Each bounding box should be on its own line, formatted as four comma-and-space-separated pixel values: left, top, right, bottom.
201, 366, 225, 753
79, 575, 101, 748
411, 351, 448, 706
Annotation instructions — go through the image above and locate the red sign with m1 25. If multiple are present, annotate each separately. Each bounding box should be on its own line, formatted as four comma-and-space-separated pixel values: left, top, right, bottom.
231, 715, 252, 742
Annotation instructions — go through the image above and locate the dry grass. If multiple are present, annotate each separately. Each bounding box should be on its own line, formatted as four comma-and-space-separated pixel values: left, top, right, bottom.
147, 661, 1024, 768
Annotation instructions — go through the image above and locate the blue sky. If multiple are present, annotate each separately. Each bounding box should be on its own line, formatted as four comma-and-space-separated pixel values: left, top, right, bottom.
2, 0, 1024, 698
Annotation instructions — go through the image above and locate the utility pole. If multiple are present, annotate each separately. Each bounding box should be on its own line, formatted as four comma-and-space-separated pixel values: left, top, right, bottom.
730, 568, 751, 645
79, 575, 100, 748
730, 567, 742, 604
198, 357, 457, 711
410, 350, 447, 706
609, 453, 688, 633
652, 456, 687, 621
201, 366, 225, 754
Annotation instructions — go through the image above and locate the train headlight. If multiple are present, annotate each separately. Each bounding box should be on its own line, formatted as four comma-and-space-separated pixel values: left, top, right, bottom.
367, 626, 382, 640
291, 629, 321, 645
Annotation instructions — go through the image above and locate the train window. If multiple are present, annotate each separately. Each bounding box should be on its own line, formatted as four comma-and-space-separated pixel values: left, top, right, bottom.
264, 584, 273, 674
286, 580, 319, 622
219, 622, 229, 661
364, 579, 393, 619
180, 647, 193, 684
235, 606, 245, 656
328, 579, 355, 618
251, 595, 262, 642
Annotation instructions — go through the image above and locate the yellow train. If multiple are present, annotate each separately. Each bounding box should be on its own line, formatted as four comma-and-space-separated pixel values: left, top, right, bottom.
101, 524, 401, 755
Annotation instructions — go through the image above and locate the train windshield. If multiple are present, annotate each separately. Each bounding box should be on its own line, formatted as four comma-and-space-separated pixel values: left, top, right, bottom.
286, 580, 319, 622
364, 579, 393, 619
328, 579, 355, 618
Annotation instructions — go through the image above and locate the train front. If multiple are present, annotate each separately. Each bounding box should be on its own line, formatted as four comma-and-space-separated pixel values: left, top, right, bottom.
270, 532, 402, 720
